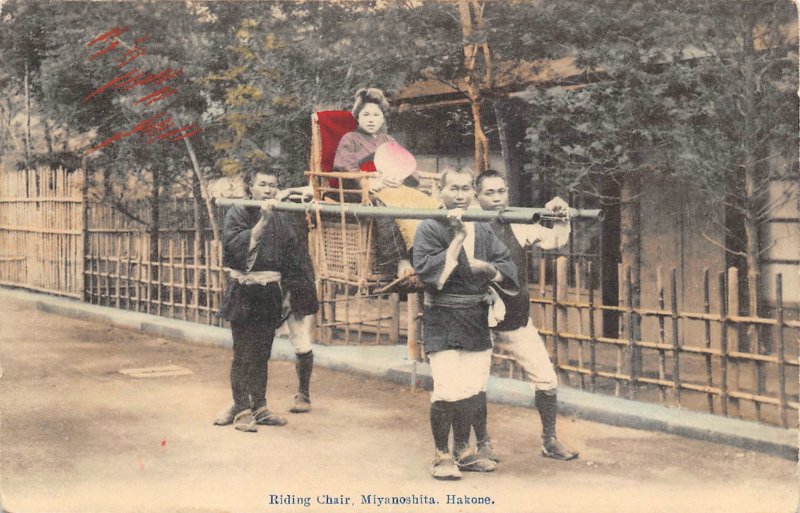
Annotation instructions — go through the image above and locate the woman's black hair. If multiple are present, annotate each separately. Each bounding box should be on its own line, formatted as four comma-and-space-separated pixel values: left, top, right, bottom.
351, 87, 390, 120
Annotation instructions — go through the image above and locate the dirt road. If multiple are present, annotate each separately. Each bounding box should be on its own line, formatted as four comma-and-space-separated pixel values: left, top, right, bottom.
0, 297, 796, 513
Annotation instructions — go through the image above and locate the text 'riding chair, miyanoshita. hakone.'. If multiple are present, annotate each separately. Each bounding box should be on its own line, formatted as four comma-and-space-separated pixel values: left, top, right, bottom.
307, 110, 436, 357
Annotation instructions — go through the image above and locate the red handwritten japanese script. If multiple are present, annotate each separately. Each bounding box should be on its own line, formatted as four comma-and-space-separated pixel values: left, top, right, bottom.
83, 26, 202, 156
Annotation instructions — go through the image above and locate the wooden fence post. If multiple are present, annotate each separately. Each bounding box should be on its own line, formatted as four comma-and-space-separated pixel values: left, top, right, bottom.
727, 266, 741, 417
407, 293, 422, 362
80, 161, 89, 302
671, 269, 681, 407
656, 267, 667, 403
587, 261, 597, 393
575, 261, 585, 389
775, 274, 787, 428
718, 271, 729, 416
750, 271, 766, 422
554, 256, 569, 382
387, 292, 399, 345
703, 268, 715, 413
615, 262, 624, 397
551, 257, 560, 373
627, 266, 637, 400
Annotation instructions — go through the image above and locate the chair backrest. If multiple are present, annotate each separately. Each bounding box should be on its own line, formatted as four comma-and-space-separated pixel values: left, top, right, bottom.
309, 111, 370, 203
311, 110, 356, 173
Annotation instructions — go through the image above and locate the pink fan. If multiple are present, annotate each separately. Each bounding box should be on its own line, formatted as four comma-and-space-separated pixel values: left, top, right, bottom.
374, 141, 416, 182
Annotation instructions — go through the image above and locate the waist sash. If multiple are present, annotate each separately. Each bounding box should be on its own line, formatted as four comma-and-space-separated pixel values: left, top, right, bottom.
424, 290, 506, 327
225, 268, 282, 287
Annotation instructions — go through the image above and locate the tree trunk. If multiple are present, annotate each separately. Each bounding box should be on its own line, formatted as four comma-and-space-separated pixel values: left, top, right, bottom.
0, 98, 23, 153
458, 0, 491, 173
600, 174, 621, 339
191, 170, 206, 258
740, 17, 764, 320
739, 13, 768, 402
43, 118, 54, 156
493, 100, 524, 206
620, 173, 642, 371
184, 137, 220, 244
24, 60, 31, 169
149, 167, 161, 301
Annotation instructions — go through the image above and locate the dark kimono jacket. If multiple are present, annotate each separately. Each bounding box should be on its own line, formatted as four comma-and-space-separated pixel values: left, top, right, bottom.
489, 221, 531, 332
413, 218, 518, 354
219, 205, 317, 325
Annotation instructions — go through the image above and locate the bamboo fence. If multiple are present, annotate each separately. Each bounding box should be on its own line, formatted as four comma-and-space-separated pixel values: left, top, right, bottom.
84, 199, 226, 326
1, 166, 797, 428
500, 255, 800, 429
0, 167, 83, 298
84, 232, 226, 326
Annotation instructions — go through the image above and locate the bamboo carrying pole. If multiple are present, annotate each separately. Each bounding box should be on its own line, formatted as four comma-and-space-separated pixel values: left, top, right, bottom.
214, 198, 603, 224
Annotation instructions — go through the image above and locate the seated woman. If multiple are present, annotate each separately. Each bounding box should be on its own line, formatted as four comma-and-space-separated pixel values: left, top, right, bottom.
333, 87, 439, 278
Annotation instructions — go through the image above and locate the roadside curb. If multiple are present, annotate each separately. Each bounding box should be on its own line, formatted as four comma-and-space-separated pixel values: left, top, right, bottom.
5, 286, 797, 461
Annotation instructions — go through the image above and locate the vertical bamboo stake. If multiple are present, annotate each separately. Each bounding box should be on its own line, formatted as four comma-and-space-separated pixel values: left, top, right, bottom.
181, 239, 188, 321
538, 256, 546, 325
671, 269, 681, 407
145, 236, 152, 315
92, 234, 99, 304
344, 283, 351, 344
103, 234, 111, 306
551, 257, 560, 373
156, 237, 163, 318
718, 272, 729, 416
627, 267, 637, 400
209, 240, 219, 324
388, 292, 399, 345
356, 287, 364, 345
205, 239, 212, 325
751, 270, 764, 422
776, 274, 787, 428
217, 240, 225, 327
587, 261, 597, 393
407, 293, 421, 361
555, 256, 569, 382
193, 234, 200, 323
114, 235, 122, 308
321, 281, 331, 344
126, 232, 133, 310
168, 239, 175, 319
374, 291, 383, 343
727, 267, 741, 417
657, 267, 667, 403
615, 262, 624, 397
703, 269, 715, 413
46, 231, 50, 293
136, 234, 144, 312
575, 262, 585, 389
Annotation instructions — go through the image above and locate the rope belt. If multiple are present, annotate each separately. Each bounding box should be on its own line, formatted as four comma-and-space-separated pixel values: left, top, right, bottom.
224, 268, 282, 287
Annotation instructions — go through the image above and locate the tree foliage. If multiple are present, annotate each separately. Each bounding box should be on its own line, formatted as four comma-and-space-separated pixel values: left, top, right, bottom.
519, 0, 798, 311
0, 0, 796, 293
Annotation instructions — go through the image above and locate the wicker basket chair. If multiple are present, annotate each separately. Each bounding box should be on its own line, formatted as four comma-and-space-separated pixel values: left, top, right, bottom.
307, 111, 400, 345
